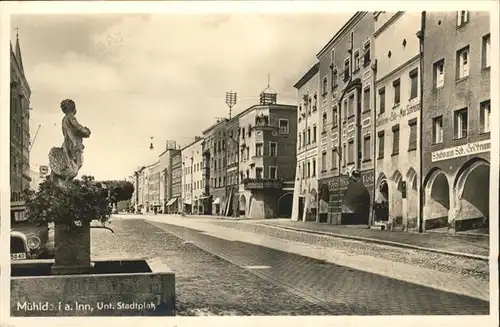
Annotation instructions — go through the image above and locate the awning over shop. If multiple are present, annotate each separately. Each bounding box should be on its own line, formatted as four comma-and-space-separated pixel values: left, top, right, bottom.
184, 198, 192, 206
213, 197, 221, 205
166, 198, 178, 206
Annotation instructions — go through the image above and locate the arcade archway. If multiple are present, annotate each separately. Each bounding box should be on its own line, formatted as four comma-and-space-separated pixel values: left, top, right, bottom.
391, 170, 404, 227
239, 194, 247, 217
406, 167, 418, 224
341, 178, 370, 225
278, 192, 293, 218
453, 158, 490, 229
423, 168, 450, 230
374, 173, 389, 221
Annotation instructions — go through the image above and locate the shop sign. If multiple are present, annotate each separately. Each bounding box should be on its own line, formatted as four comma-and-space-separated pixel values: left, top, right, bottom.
431, 140, 490, 162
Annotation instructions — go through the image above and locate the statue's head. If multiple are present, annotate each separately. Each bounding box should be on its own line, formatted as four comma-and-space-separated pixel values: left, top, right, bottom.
61, 99, 76, 115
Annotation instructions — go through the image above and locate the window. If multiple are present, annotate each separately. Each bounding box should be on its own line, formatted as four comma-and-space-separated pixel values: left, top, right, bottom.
307, 161, 311, 178
322, 113, 327, 133
330, 49, 335, 65
307, 128, 311, 144
269, 142, 278, 156
353, 50, 360, 71
298, 133, 302, 149
392, 125, 400, 155
457, 10, 469, 27
331, 148, 338, 170
378, 88, 386, 114
303, 162, 306, 179
332, 106, 338, 128
348, 94, 355, 117
269, 166, 277, 179
348, 140, 355, 164
433, 59, 445, 88
363, 40, 371, 66
454, 108, 468, 139
344, 58, 350, 81
241, 127, 245, 139
279, 119, 289, 134
312, 159, 316, 177
480, 100, 491, 133
482, 34, 491, 68
332, 68, 338, 88
363, 87, 371, 112
456, 46, 470, 79
409, 68, 418, 100
322, 76, 328, 95
342, 144, 347, 166
255, 143, 263, 156
342, 99, 348, 121
378, 131, 385, 159
256, 167, 263, 179
408, 119, 417, 151
363, 135, 371, 161
302, 129, 307, 147
393, 79, 401, 106
297, 163, 301, 180
321, 151, 327, 172
312, 125, 317, 143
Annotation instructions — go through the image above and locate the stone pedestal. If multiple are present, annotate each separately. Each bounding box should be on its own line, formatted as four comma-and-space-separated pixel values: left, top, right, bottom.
51, 220, 91, 275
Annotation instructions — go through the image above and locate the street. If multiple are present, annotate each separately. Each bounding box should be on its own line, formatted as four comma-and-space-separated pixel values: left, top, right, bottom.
92, 214, 489, 315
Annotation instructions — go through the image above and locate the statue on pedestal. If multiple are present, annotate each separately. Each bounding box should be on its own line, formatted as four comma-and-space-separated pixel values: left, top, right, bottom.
49, 99, 91, 187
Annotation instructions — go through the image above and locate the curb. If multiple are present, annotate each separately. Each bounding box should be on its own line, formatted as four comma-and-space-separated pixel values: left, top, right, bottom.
259, 223, 489, 262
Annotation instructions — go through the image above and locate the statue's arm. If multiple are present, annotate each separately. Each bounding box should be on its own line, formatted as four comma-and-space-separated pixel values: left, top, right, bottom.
68, 115, 91, 138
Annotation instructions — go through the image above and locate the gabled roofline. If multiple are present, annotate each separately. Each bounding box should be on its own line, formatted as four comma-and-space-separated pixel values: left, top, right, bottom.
293, 62, 320, 89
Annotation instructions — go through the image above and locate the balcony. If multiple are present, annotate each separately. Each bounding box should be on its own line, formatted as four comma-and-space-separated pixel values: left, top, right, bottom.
243, 178, 283, 190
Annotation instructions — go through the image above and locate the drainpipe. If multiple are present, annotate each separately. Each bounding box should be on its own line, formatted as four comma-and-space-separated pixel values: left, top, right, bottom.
417, 11, 426, 233
370, 59, 377, 228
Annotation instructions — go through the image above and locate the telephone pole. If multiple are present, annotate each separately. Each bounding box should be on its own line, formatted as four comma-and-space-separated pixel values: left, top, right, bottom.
224, 91, 237, 216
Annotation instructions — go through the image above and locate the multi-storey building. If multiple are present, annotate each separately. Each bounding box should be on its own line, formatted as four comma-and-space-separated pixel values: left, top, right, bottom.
169, 149, 183, 214
372, 12, 422, 231
291, 63, 320, 222
134, 166, 146, 212
237, 89, 297, 218
202, 119, 229, 215
181, 137, 204, 214
422, 11, 490, 233
10, 34, 32, 222
225, 117, 241, 216
146, 161, 161, 213
316, 11, 376, 225
159, 140, 179, 213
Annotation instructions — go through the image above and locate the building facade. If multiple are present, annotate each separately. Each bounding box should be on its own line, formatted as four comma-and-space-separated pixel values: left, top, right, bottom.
373, 12, 422, 231
291, 63, 320, 222
422, 11, 490, 232
237, 91, 297, 218
181, 137, 204, 214
316, 11, 376, 226
225, 116, 241, 216
146, 161, 161, 213
10, 35, 32, 222
169, 149, 183, 213
202, 119, 229, 215
159, 140, 179, 213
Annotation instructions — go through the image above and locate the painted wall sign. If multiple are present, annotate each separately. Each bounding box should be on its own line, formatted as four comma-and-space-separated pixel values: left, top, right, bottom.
361, 171, 375, 185
376, 102, 420, 127
431, 140, 490, 162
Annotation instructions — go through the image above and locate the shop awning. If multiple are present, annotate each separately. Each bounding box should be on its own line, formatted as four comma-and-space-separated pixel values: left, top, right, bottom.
341, 180, 371, 214
184, 198, 192, 206
213, 198, 221, 205
166, 198, 178, 206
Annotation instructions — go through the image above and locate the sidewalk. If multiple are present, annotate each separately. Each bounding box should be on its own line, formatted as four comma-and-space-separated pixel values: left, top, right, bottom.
260, 219, 490, 259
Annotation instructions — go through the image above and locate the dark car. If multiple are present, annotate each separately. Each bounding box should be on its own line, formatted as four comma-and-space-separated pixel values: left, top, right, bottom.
10, 213, 54, 261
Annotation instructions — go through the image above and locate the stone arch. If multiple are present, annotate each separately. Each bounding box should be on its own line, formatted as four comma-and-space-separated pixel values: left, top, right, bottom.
374, 173, 389, 222
452, 158, 490, 229
391, 170, 404, 227
278, 192, 294, 218
239, 194, 247, 217
423, 168, 450, 230
406, 167, 419, 228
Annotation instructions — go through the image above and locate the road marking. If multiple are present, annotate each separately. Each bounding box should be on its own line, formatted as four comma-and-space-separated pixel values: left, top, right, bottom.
243, 265, 271, 270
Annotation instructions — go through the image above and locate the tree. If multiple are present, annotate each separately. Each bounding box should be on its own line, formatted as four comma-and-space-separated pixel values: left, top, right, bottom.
24, 175, 112, 230
102, 180, 135, 207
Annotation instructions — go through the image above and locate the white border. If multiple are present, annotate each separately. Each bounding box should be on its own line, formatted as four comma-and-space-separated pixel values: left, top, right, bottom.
1, 1, 499, 327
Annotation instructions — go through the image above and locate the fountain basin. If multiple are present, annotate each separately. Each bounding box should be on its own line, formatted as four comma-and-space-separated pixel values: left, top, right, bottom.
11, 258, 175, 316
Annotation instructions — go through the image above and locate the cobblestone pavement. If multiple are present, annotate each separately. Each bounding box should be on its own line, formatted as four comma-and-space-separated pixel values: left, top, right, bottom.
147, 220, 489, 315
259, 219, 490, 257
205, 219, 490, 281
90, 219, 333, 315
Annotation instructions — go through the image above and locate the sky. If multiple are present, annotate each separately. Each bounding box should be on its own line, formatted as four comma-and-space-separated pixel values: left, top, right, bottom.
11, 12, 352, 181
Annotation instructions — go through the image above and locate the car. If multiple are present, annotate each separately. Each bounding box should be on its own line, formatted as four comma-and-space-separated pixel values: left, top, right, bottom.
10, 213, 54, 261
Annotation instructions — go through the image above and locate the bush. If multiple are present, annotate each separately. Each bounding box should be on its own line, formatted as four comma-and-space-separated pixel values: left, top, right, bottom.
24, 175, 112, 229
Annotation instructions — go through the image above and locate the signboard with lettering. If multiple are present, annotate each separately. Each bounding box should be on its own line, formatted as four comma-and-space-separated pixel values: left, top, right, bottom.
376, 103, 420, 127
431, 140, 490, 162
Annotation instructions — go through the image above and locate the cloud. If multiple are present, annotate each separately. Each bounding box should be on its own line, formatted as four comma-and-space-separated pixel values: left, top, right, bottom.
16, 13, 351, 180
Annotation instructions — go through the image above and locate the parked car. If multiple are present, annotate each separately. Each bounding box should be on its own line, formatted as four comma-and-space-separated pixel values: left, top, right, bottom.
11, 214, 54, 261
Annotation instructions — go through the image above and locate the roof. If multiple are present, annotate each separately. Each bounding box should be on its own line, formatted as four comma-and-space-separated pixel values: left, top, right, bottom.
229, 103, 297, 122
293, 62, 320, 89
181, 137, 204, 151
202, 118, 228, 135
316, 12, 367, 59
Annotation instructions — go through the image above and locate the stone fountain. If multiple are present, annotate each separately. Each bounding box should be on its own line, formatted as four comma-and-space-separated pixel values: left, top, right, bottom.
10, 99, 175, 316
